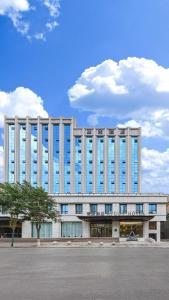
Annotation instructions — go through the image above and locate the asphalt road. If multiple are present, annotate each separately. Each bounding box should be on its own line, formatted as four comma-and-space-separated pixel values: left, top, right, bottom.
0, 248, 169, 300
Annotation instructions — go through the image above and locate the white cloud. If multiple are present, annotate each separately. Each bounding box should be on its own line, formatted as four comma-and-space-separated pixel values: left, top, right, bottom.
46, 20, 58, 31
0, 0, 30, 35
0, 86, 48, 182
0, 0, 29, 14
0, 87, 48, 127
0, 0, 60, 40
43, 0, 60, 17
69, 57, 169, 139
142, 147, 169, 193
68, 57, 169, 118
117, 118, 164, 138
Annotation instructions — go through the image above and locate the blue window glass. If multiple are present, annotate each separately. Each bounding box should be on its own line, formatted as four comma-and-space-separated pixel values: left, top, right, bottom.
131, 137, 139, 192
31, 124, 38, 187
53, 125, 59, 193
19, 124, 26, 183
76, 204, 83, 214
64, 124, 71, 193
75, 136, 82, 193
120, 137, 126, 193
42, 124, 48, 191
105, 204, 112, 214
86, 137, 93, 193
120, 204, 127, 214
108, 137, 115, 193
8, 124, 15, 183
90, 204, 97, 214
97, 137, 104, 193
136, 203, 143, 214
149, 204, 157, 214
61, 204, 68, 214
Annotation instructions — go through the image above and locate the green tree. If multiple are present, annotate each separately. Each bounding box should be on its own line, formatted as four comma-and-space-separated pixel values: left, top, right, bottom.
22, 182, 60, 247
0, 182, 25, 247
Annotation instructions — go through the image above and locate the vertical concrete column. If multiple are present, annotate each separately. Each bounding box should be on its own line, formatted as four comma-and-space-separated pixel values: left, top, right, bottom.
14, 116, 19, 182
3, 117, 8, 182
138, 128, 142, 193
126, 129, 131, 193
59, 118, 64, 193
93, 128, 97, 193
115, 129, 119, 193
112, 221, 120, 239
81, 128, 86, 193
104, 129, 108, 193
26, 116, 31, 182
53, 222, 61, 238
22, 221, 32, 238
48, 118, 53, 193
83, 221, 90, 238
143, 221, 149, 240
157, 221, 161, 242
37, 117, 42, 187
70, 119, 75, 193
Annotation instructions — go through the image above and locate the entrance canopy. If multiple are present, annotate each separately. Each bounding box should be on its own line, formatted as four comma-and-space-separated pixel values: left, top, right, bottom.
78, 215, 153, 222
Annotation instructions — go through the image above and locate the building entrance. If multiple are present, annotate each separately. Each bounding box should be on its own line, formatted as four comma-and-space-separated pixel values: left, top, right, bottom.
90, 222, 112, 237
120, 221, 143, 238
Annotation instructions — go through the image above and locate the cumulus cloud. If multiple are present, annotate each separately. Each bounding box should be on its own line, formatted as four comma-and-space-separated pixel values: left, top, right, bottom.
142, 147, 169, 193
0, 0, 29, 14
69, 57, 169, 118
0, 87, 48, 127
0, 0, 60, 40
68, 57, 169, 138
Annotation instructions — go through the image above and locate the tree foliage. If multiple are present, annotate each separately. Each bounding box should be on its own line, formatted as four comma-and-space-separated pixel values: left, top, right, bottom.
0, 182, 26, 246
0, 181, 60, 247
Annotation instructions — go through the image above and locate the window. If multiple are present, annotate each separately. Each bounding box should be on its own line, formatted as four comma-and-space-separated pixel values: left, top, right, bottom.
120, 204, 127, 214
136, 203, 143, 214
76, 204, 83, 214
105, 204, 112, 214
61, 204, 68, 215
90, 204, 97, 214
149, 222, 157, 230
149, 203, 157, 214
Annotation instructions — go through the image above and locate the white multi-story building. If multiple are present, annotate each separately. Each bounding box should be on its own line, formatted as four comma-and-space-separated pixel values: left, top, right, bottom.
1, 116, 167, 242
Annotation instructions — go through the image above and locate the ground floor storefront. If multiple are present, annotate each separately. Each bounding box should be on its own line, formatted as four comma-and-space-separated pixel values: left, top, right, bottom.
0, 219, 22, 238
18, 218, 162, 242
0, 193, 167, 242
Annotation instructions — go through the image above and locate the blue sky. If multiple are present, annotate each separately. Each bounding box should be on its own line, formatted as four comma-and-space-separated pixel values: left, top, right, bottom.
1, 0, 169, 192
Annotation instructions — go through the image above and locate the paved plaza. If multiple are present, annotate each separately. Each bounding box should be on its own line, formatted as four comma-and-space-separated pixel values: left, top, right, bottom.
0, 248, 169, 300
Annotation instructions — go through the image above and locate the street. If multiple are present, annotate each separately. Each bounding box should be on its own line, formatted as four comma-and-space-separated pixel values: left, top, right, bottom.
0, 248, 169, 300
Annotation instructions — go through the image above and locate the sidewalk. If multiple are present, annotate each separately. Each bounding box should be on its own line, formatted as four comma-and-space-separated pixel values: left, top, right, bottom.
0, 240, 169, 248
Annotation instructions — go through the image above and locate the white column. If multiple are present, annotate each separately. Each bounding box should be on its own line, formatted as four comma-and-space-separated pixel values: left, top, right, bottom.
4, 117, 8, 182
112, 221, 120, 239
143, 221, 149, 240
22, 221, 32, 238
53, 222, 61, 238
83, 221, 90, 238
157, 221, 161, 242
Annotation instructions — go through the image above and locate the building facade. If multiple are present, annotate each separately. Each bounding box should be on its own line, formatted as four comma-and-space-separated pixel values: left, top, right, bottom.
1, 116, 167, 241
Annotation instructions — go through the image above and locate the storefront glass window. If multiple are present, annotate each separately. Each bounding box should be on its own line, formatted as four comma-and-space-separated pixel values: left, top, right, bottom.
120, 221, 143, 237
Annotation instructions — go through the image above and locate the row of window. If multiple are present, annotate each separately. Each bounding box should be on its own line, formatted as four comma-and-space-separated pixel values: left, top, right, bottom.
8, 124, 139, 194
60, 203, 157, 215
